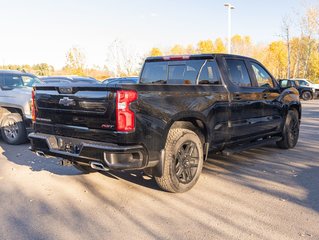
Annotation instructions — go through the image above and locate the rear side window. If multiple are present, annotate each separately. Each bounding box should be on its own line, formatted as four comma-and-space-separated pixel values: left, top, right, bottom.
141, 62, 168, 83
226, 59, 251, 87
280, 80, 289, 87
198, 61, 222, 85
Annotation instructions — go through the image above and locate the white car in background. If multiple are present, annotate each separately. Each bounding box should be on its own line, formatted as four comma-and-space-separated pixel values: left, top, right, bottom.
0, 70, 42, 144
293, 79, 319, 89
293, 79, 319, 99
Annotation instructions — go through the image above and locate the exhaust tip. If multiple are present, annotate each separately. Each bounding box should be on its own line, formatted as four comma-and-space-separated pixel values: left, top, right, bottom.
36, 151, 46, 158
90, 162, 109, 171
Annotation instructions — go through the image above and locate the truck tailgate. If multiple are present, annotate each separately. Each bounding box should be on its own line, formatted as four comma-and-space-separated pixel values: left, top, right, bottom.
34, 85, 117, 131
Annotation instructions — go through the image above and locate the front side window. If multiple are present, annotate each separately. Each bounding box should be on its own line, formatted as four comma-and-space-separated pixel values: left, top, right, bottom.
251, 62, 274, 88
226, 59, 251, 87
299, 80, 308, 86
3, 74, 24, 88
22, 75, 42, 87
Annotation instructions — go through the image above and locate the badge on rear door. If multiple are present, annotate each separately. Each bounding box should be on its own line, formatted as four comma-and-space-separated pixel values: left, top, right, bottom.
59, 97, 76, 107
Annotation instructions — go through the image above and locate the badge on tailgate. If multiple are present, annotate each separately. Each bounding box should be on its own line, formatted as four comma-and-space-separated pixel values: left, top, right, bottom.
59, 97, 76, 107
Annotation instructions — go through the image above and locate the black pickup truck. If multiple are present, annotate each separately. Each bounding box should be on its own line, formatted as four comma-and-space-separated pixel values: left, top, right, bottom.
29, 54, 301, 193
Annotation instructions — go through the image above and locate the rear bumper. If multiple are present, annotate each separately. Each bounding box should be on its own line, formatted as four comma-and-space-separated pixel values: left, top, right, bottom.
29, 132, 148, 170
24, 118, 33, 134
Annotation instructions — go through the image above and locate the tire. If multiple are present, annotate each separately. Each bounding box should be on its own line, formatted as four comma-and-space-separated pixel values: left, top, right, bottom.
155, 128, 204, 193
276, 110, 300, 149
73, 163, 96, 173
1, 113, 27, 145
301, 91, 313, 101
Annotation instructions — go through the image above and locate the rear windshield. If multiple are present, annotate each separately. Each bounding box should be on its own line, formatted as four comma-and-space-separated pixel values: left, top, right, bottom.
140, 60, 221, 85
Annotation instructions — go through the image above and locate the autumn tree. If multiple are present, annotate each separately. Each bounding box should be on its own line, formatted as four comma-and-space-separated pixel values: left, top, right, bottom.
170, 44, 185, 55
231, 35, 253, 56
150, 48, 163, 56
197, 40, 213, 53
33, 63, 54, 76
63, 47, 86, 76
213, 38, 226, 53
264, 41, 287, 78
185, 44, 196, 54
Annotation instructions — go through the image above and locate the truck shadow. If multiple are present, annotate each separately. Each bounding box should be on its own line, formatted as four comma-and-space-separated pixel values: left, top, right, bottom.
0, 139, 160, 190
0, 140, 81, 176
1, 115, 318, 212
204, 141, 319, 213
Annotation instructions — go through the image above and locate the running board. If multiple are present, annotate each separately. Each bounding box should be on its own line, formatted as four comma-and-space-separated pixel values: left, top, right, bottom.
222, 137, 282, 156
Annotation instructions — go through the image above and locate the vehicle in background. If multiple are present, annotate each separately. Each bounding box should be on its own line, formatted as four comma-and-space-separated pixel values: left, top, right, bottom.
41, 76, 99, 84
103, 77, 138, 85
279, 79, 318, 100
30, 54, 301, 192
0, 70, 42, 144
293, 78, 319, 89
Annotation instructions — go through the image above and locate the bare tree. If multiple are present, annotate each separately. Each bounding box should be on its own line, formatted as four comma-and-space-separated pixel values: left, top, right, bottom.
281, 16, 292, 79
106, 40, 142, 77
300, 7, 319, 78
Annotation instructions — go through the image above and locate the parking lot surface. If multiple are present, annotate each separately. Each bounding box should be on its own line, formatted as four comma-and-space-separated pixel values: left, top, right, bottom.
0, 101, 318, 240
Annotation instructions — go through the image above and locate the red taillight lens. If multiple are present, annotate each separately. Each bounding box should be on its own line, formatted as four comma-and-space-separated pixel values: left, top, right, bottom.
116, 90, 138, 132
31, 89, 37, 122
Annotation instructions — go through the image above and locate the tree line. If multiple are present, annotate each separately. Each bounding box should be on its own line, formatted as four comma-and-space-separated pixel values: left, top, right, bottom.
1, 6, 318, 82
149, 6, 319, 82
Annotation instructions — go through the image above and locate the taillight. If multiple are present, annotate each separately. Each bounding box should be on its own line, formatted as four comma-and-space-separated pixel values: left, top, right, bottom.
31, 89, 37, 122
116, 90, 138, 132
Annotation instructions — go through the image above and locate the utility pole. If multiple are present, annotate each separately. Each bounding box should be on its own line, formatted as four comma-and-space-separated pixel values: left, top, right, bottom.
224, 3, 235, 54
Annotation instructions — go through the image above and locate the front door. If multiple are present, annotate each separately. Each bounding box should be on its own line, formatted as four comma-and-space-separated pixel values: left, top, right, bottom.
224, 57, 280, 142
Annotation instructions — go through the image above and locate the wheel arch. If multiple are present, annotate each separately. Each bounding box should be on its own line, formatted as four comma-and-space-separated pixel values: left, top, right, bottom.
0, 106, 24, 124
162, 113, 210, 159
288, 102, 301, 120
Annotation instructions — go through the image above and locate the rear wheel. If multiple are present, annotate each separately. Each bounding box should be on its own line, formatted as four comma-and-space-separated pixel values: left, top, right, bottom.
276, 110, 300, 149
155, 128, 203, 193
301, 91, 313, 101
1, 113, 27, 145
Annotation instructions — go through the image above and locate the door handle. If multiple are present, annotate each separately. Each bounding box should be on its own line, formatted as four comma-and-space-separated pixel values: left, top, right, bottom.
233, 94, 241, 100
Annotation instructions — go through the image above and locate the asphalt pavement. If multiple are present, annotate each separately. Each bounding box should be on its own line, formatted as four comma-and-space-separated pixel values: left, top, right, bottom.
0, 101, 318, 240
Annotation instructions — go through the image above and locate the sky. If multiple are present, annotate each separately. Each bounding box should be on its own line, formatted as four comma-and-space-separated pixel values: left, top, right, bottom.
0, 0, 318, 69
